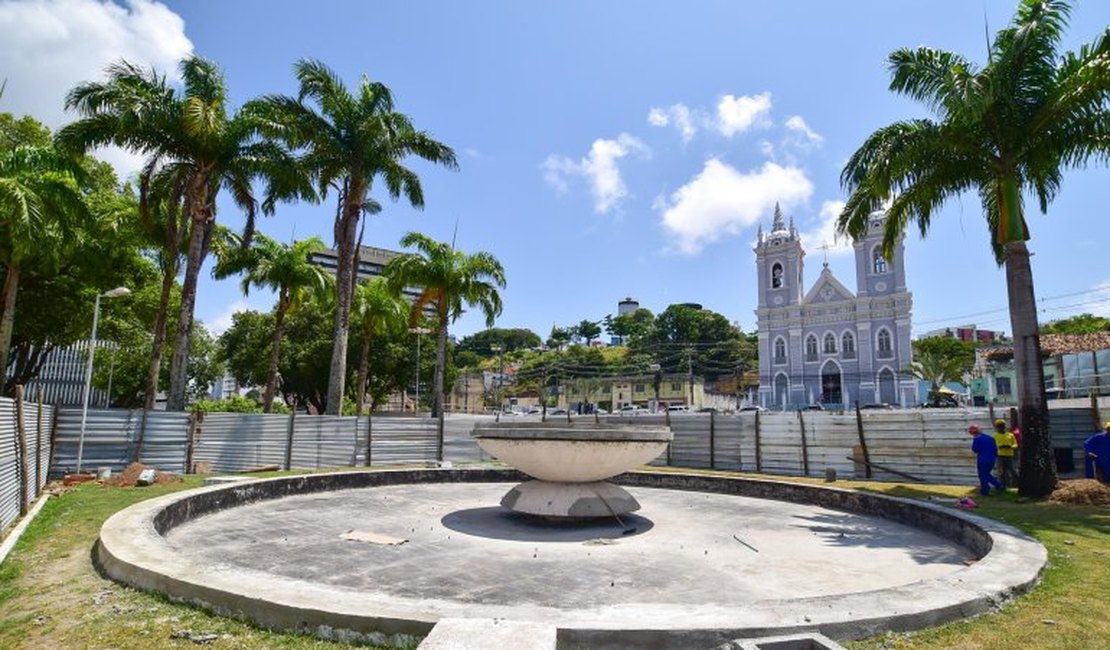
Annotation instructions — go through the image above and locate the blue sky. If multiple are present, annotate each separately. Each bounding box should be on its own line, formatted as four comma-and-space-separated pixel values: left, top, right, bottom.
2, 0, 1109, 341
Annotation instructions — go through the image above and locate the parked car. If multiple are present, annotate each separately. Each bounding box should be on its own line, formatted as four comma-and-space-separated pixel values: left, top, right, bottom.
696, 406, 717, 413
595, 407, 609, 414
799, 404, 824, 411
547, 407, 567, 416
739, 406, 765, 412
617, 404, 641, 414
667, 405, 689, 412
860, 403, 895, 410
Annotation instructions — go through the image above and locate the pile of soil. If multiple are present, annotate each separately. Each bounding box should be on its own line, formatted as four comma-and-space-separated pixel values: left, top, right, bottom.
102, 462, 181, 488
1048, 479, 1110, 506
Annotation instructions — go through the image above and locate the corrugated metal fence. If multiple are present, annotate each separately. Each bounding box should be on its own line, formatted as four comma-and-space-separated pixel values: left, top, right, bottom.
50, 409, 441, 476
0, 390, 55, 537
629, 406, 1102, 483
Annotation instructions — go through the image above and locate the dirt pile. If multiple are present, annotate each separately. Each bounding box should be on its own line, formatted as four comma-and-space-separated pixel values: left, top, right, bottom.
102, 462, 181, 488
1048, 479, 1110, 506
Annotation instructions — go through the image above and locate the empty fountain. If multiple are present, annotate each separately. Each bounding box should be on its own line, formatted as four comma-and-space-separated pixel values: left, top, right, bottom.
471, 420, 672, 518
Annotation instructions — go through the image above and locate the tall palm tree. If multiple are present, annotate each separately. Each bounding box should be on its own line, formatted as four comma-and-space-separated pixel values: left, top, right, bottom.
248, 59, 457, 414
385, 232, 505, 456
213, 230, 331, 412
58, 57, 308, 410
838, 0, 1110, 496
0, 144, 87, 384
350, 276, 407, 415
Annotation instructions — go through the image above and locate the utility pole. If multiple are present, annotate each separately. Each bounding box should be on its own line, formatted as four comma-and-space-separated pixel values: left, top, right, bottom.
687, 347, 694, 408
491, 343, 504, 413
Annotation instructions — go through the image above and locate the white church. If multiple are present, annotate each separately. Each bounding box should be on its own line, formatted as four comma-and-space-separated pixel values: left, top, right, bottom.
754, 205, 916, 409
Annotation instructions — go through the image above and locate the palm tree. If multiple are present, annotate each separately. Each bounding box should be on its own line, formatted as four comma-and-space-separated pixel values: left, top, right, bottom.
0, 144, 87, 384
350, 276, 407, 415
58, 57, 308, 410
213, 230, 331, 412
248, 59, 457, 415
903, 351, 966, 406
837, 0, 1110, 496
385, 232, 505, 456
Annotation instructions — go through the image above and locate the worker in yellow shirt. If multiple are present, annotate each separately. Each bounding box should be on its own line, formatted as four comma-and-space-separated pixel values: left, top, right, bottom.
993, 418, 1018, 488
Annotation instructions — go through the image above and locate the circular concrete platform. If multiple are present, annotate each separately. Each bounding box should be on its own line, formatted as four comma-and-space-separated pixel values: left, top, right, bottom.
97, 469, 1046, 649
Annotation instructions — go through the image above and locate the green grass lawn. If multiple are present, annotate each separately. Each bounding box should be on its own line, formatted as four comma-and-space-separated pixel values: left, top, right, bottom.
0, 469, 1107, 649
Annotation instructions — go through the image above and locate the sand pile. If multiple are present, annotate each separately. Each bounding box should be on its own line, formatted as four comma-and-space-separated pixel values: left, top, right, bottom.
1048, 479, 1110, 506
103, 462, 181, 487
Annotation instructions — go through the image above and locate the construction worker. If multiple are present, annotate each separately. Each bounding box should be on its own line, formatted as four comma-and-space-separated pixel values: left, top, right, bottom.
969, 424, 1005, 496
993, 419, 1018, 487
1084, 422, 1110, 484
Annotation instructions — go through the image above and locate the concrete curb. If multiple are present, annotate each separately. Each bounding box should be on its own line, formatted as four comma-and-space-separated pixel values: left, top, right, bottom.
97, 468, 1047, 649
0, 494, 50, 566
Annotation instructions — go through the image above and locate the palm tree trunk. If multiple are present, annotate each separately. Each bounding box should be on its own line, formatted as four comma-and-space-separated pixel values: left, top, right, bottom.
355, 330, 371, 416
167, 177, 212, 411
143, 255, 177, 410
0, 264, 20, 393
325, 182, 364, 415
1005, 241, 1057, 497
263, 291, 288, 413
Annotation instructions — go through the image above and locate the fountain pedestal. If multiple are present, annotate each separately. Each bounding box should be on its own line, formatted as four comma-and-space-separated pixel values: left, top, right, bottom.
472, 422, 672, 518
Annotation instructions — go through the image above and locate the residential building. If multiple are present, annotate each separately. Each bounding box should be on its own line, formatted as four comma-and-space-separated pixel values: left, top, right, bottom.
973, 332, 1110, 405
560, 373, 704, 411
309, 244, 434, 315
920, 324, 1007, 345
755, 205, 916, 409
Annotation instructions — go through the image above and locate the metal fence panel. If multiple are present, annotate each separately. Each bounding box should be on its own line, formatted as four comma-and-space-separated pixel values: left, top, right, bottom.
192, 412, 290, 472
291, 415, 362, 470
53, 408, 136, 476
0, 399, 19, 533
139, 411, 190, 472
366, 416, 438, 466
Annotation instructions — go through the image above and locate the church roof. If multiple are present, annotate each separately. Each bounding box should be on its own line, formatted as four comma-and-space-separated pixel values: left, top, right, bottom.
801, 266, 855, 304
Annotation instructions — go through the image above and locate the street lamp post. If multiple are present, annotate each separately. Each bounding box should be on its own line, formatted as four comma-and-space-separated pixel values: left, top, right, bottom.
77, 287, 131, 473
410, 327, 429, 414
490, 344, 503, 415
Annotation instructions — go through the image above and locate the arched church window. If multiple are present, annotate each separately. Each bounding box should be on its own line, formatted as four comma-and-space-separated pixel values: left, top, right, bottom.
823, 333, 837, 354
805, 335, 818, 361
873, 247, 887, 274
771, 263, 783, 288
773, 337, 787, 364
842, 332, 856, 359
877, 328, 893, 359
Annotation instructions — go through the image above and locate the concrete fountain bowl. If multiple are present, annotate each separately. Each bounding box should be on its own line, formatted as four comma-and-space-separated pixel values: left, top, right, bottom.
471, 420, 672, 518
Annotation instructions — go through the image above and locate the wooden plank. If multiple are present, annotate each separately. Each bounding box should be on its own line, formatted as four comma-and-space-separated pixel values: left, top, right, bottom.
14, 385, 29, 515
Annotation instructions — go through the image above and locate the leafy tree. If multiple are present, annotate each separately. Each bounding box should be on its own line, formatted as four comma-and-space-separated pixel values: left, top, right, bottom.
386, 233, 505, 429
249, 59, 457, 414
0, 141, 88, 383
904, 350, 967, 405
574, 319, 602, 346
605, 307, 655, 346
59, 57, 307, 410
213, 230, 331, 411
912, 337, 977, 375
837, 0, 1110, 496
546, 325, 572, 351
456, 327, 541, 357
636, 304, 748, 381
1041, 313, 1110, 334
350, 276, 406, 415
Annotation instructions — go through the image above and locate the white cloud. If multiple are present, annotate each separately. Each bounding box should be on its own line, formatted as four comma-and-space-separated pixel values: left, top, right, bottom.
716, 92, 772, 137
647, 103, 699, 143
800, 200, 854, 257
541, 133, 650, 214
657, 158, 814, 255
0, 0, 193, 177
206, 299, 252, 336
784, 115, 823, 145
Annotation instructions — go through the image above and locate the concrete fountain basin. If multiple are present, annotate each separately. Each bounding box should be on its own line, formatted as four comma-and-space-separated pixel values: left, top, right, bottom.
471, 421, 672, 518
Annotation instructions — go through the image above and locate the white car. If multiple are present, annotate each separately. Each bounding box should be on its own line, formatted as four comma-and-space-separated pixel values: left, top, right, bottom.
617, 405, 641, 414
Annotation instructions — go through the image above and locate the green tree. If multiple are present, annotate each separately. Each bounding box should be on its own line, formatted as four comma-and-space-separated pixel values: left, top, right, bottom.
904, 350, 967, 405
250, 59, 457, 414
59, 57, 307, 410
912, 337, 977, 374
574, 319, 602, 347
546, 325, 571, 351
605, 307, 655, 346
386, 233, 505, 432
456, 327, 541, 357
213, 230, 331, 412
1041, 313, 1110, 334
350, 276, 406, 415
637, 304, 747, 382
837, 0, 1110, 496
0, 142, 88, 384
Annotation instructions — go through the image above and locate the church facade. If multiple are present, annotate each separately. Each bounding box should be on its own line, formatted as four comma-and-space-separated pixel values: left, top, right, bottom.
754, 206, 916, 409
